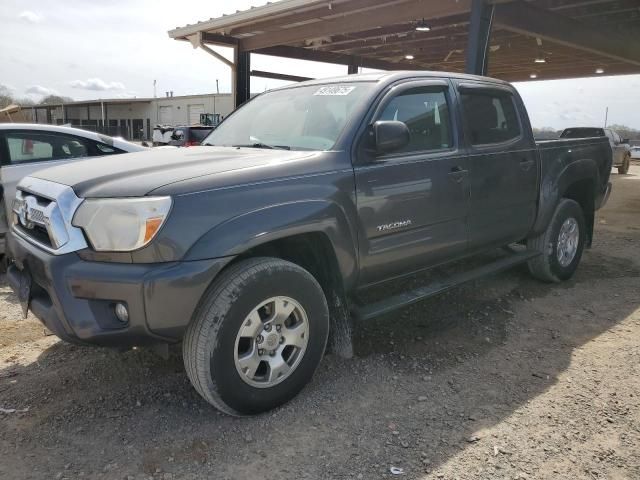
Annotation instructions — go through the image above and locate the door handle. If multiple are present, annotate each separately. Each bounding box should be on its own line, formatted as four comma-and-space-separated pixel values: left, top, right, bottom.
448, 166, 467, 183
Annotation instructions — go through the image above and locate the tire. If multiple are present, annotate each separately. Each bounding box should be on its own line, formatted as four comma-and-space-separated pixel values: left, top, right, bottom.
527, 199, 586, 283
617, 154, 630, 174
183, 257, 329, 416
0, 255, 7, 274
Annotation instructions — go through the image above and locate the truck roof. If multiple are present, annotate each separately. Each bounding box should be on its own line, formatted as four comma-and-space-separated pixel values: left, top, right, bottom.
265, 70, 512, 92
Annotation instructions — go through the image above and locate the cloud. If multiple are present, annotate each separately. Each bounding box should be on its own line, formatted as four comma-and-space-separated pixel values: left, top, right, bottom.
25, 85, 56, 96
19, 11, 43, 23
70, 78, 126, 91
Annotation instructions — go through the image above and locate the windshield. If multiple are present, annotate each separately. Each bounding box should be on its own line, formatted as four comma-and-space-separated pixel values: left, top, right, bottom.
202, 83, 373, 151
560, 128, 605, 138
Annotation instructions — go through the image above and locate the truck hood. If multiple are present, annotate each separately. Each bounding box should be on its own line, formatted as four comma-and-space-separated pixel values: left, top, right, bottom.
31, 146, 319, 198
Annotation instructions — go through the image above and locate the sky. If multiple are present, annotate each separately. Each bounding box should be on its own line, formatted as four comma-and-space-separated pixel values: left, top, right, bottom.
1, 0, 639, 130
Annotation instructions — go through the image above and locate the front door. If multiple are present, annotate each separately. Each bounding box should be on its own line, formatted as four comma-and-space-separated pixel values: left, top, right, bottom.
354, 81, 469, 286
456, 83, 538, 251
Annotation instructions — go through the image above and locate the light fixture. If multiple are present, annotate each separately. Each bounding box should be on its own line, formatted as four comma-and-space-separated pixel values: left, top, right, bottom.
415, 18, 431, 32
595, 68, 604, 74
405, 54, 415, 60
534, 57, 546, 64
530, 73, 538, 79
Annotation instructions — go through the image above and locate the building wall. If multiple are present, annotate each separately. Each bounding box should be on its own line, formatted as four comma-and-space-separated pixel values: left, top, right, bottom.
153, 94, 233, 125
29, 93, 235, 140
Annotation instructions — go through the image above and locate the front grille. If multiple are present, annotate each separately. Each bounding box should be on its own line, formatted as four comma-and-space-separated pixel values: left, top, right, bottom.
11, 178, 88, 255
15, 224, 52, 248
27, 207, 46, 224
13, 192, 54, 246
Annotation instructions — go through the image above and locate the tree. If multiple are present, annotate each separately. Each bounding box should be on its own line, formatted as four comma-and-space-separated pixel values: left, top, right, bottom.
39, 94, 73, 105
607, 124, 640, 141
532, 126, 560, 140
0, 85, 13, 109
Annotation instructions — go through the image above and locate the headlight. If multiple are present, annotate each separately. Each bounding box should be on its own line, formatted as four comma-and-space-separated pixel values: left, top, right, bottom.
72, 197, 172, 252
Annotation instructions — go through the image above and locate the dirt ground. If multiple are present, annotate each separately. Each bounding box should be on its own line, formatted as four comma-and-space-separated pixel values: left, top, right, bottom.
1, 166, 639, 480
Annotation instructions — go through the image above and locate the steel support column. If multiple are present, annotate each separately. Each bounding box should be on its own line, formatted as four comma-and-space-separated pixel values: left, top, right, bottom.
234, 49, 251, 107
465, 0, 494, 76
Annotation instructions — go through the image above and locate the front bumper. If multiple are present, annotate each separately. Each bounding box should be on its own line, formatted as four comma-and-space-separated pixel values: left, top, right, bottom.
6, 232, 231, 347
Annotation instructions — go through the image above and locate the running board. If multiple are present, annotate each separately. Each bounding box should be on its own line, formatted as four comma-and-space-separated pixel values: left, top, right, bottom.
352, 250, 540, 321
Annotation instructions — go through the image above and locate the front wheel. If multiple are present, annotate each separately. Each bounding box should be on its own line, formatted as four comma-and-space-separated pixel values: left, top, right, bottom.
527, 199, 586, 283
183, 257, 329, 416
618, 154, 630, 174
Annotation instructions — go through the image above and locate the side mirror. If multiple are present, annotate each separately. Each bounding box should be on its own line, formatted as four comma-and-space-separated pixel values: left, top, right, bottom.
372, 120, 410, 155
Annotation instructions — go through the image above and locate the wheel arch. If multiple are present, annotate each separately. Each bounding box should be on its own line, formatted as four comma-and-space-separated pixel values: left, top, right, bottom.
184, 200, 358, 289
531, 158, 598, 246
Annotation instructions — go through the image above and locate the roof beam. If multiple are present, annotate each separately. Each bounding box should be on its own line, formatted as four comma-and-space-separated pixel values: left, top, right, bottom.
315, 13, 471, 50
255, 44, 420, 71
250, 70, 314, 82
230, 0, 402, 36
493, 1, 640, 66
240, 0, 472, 51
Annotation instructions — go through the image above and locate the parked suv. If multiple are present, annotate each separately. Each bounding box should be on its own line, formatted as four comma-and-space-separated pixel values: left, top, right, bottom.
7, 72, 612, 416
560, 127, 631, 174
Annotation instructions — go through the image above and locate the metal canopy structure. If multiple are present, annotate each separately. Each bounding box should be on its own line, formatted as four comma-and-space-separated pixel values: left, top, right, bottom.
168, 0, 640, 107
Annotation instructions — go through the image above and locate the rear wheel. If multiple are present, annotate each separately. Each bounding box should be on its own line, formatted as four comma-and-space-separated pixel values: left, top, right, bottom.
617, 154, 630, 174
183, 257, 329, 416
527, 199, 586, 283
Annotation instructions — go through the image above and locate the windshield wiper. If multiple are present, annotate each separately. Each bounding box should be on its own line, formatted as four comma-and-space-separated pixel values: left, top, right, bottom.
232, 142, 291, 150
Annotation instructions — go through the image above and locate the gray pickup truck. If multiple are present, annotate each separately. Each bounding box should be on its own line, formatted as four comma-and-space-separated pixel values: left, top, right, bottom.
6, 72, 612, 415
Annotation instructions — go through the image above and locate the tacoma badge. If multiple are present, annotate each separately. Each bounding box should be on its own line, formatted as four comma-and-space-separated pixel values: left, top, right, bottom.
377, 220, 413, 232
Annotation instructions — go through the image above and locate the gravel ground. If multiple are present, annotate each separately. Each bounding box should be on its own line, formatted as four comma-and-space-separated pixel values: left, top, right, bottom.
1, 165, 639, 480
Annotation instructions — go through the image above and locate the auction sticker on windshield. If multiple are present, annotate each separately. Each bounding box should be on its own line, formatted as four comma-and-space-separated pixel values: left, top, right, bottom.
314, 86, 356, 96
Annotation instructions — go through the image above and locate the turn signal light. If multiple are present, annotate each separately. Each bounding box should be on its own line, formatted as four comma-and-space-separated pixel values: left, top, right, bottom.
144, 217, 164, 243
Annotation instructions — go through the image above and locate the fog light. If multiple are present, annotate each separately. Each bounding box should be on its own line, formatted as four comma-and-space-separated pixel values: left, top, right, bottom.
114, 303, 129, 323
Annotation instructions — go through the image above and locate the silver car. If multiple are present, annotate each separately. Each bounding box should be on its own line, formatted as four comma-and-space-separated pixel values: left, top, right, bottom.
0, 124, 145, 257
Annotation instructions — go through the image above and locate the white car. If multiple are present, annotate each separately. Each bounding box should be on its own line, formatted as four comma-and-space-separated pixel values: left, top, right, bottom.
630, 146, 640, 160
0, 124, 146, 257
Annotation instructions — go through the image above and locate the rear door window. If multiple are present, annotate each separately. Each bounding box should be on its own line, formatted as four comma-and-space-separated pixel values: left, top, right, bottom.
5, 132, 89, 165
460, 90, 521, 145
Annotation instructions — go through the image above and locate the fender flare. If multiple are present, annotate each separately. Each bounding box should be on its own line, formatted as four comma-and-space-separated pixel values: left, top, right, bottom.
184, 200, 359, 288
531, 158, 599, 237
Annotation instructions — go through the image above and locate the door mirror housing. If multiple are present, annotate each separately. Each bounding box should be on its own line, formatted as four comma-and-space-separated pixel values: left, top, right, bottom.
372, 120, 410, 155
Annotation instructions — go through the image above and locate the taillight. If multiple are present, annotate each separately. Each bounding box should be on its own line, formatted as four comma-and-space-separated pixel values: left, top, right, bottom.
184, 140, 199, 147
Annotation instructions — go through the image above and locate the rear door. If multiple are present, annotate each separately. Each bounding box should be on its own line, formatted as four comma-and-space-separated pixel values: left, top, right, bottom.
455, 82, 538, 250
354, 80, 470, 285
